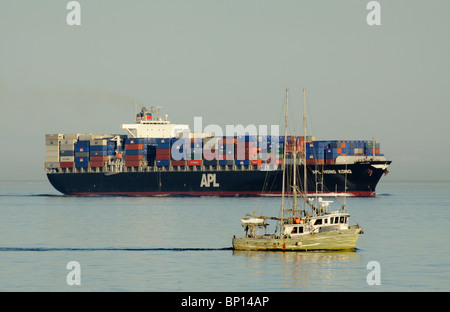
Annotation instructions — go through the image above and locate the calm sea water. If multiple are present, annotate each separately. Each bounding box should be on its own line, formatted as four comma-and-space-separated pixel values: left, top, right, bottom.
0, 179, 449, 292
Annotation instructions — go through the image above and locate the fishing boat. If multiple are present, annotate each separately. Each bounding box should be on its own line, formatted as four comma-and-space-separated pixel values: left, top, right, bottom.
232, 88, 363, 251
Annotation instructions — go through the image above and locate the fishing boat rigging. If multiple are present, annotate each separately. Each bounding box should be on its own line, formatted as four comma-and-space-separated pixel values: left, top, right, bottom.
232, 88, 363, 251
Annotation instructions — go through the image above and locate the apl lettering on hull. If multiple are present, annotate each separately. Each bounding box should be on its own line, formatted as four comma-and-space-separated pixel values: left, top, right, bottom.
200, 173, 220, 187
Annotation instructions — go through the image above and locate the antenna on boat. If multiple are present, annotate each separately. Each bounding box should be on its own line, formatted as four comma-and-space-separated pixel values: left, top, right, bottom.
343, 164, 347, 212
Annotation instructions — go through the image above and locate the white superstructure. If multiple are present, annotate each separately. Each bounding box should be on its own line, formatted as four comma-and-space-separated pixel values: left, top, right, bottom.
121, 106, 190, 138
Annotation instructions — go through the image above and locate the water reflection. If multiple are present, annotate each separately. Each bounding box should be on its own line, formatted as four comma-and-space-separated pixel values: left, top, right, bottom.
232, 250, 363, 290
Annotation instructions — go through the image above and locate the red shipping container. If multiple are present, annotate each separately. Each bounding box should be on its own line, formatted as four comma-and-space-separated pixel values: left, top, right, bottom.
171, 160, 186, 166
156, 154, 171, 160
90, 156, 108, 162
60, 162, 74, 168
90, 161, 105, 168
125, 155, 143, 161
126, 144, 143, 150
156, 148, 170, 155
125, 160, 141, 167
219, 138, 235, 144
187, 160, 202, 166
286, 143, 304, 152
250, 159, 262, 165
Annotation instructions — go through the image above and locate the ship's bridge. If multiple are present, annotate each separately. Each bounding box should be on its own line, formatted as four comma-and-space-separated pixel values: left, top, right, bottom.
121, 106, 190, 138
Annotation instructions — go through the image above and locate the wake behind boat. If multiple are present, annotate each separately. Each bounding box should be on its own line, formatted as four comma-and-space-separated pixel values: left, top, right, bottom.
232, 88, 363, 251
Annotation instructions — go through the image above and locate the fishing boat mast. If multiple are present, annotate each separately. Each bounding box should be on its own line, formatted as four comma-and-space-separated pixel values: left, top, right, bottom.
279, 88, 289, 238
303, 88, 307, 215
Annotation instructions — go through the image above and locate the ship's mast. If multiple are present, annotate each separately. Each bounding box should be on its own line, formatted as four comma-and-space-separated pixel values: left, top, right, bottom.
280, 88, 289, 238
303, 88, 308, 215
292, 134, 297, 216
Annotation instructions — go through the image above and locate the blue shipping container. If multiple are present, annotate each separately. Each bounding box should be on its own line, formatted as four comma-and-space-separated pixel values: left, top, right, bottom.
75, 146, 89, 152
126, 138, 145, 144
155, 138, 172, 144
75, 157, 89, 163
156, 160, 170, 166
90, 150, 112, 156
60, 150, 74, 156
126, 149, 147, 155
156, 142, 171, 149
75, 141, 90, 147
74, 161, 89, 168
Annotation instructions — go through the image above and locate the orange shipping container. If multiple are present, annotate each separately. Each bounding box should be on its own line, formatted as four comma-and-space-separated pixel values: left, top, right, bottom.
126, 144, 143, 150
187, 160, 202, 166
250, 159, 262, 165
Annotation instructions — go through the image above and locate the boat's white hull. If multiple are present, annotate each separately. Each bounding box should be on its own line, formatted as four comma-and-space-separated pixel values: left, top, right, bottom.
232, 228, 361, 251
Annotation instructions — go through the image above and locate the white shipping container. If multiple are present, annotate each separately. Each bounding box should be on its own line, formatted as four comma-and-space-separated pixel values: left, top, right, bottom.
60, 139, 77, 151
45, 162, 60, 169
90, 139, 108, 146
78, 133, 113, 141
45, 145, 59, 153
46, 139, 60, 146
46, 134, 64, 140
78, 134, 94, 141
61, 139, 77, 144
45, 156, 60, 162
60, 156, 75, 162
64, 133, 81, 139
60, 145, 75, 151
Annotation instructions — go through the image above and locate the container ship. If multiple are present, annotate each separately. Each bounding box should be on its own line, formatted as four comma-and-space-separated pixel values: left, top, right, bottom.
45, 106, 391, 197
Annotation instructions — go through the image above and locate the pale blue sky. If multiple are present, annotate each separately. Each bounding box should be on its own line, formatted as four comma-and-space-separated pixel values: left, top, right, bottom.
1, 1, 449, 181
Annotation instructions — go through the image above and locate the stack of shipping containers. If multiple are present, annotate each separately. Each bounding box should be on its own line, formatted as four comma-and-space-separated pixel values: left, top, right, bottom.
45, 134, 62, 170
45, 133, 384, 171
60, 135, 77, 168
125, 138, 146, 167
74, 140, 89, 168
155, 138, 171, 167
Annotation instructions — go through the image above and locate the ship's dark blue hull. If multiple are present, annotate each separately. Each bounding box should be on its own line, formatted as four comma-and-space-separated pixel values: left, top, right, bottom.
47, 161, 391, 197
